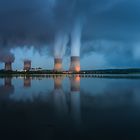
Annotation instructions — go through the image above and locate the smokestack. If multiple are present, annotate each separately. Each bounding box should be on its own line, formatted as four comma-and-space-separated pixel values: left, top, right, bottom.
5, 62, 12, 71
69, 56, 80, 72
24, 60, 31, 71
54, 58, 62, 72
70, 76, 81, 123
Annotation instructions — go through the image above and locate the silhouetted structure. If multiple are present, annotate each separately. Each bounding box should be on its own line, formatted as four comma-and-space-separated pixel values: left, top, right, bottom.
54, 58, 62, 72
5, 62, 12, 71
69, 56, 80, 72
24, 60, 31, 71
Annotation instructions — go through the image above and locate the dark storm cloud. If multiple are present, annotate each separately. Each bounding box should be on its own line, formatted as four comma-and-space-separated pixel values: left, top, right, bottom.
0, 0, 129, 44
0, 0, 140, 66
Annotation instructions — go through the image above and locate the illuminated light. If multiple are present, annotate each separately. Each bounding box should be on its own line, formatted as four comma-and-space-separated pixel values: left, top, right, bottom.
54, 77, 63, 89
75, 75, 80, 82
69, 56, 80, 72
54, 58, 62, 71
55, 64, 62, 70
75, 66, 80, 72
71, 77, 80, 92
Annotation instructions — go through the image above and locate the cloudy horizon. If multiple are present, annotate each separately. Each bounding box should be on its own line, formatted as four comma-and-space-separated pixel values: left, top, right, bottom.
0, 0, 140, 70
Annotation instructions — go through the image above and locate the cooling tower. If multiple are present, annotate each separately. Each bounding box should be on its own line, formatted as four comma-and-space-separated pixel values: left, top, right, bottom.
24, 60, 31, 71
54, 58, 62, 72
5, 62, 12, 71
69, 56, 80, 72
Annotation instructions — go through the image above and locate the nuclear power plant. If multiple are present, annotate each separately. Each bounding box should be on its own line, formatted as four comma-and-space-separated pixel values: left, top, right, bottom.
5, 62, 12, 71
0, 28, 82, 73
54, 56, 80, 72
24, 60, 31, 71
0, 54, 81, 72
69, 56, 80, 72
54, 58, 62, 72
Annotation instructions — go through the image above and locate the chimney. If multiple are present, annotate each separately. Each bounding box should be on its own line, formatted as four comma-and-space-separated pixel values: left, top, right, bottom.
69, 56, 80, 72
5, 62, 12, 71
24, 60, 31, 71
54, 58, 62, 72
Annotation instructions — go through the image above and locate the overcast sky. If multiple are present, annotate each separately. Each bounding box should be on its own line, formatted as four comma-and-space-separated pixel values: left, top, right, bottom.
0, 0, 140, 70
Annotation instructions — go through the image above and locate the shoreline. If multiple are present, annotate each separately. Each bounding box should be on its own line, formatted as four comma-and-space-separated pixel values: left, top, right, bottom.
0, 73, 140, 79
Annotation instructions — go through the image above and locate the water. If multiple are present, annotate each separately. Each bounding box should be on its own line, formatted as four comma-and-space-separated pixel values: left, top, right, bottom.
0, 76, 140, 140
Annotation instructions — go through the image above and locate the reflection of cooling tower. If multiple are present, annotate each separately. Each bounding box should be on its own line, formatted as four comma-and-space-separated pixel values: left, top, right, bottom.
24, 77, 31, 88
0, 77, 14, 99
4, 77, 12, 88
5, 62, 12, 71
53, 77, 68, 117
54, 77, 62, 89
24, 60, 31, 71
54, 58, 62, 71
69, 56, 80, 72
70, 76, 81, 123
70, 76, 80, 92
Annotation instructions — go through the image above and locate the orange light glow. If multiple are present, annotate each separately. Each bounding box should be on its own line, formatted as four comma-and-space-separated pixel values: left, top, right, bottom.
54, 77, 62, 89
75, 66, 80, 72
54, 63, 62, 71
75, 76, 80, 82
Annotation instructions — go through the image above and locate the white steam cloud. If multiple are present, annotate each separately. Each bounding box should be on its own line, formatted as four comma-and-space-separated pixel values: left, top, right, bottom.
71, 21, 83, 57
54, 31, 69, 59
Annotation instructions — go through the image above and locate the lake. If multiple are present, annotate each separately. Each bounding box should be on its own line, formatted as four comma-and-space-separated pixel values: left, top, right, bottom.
0, 75, 140, 140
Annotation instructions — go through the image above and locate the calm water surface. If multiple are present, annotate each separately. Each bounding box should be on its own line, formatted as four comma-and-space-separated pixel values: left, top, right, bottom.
0, 76, 140, 140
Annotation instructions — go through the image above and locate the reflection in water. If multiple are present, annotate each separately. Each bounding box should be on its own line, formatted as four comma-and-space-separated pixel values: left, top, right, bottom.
0, 77, 140, 139
53, 77, 68, 118
70, 75, 81, 124
23, 77, 31, 88
0, 77, 14, 99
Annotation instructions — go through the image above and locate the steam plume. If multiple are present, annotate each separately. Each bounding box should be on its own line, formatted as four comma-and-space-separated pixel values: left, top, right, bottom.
54, 31, 69, 59
71, 21, 82, 57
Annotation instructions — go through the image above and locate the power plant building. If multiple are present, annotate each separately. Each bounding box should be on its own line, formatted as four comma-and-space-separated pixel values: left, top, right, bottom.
24, 60, 31, 71
54, 58, 62, 72
69, 56, 80, 72
5, 62, 12, 71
